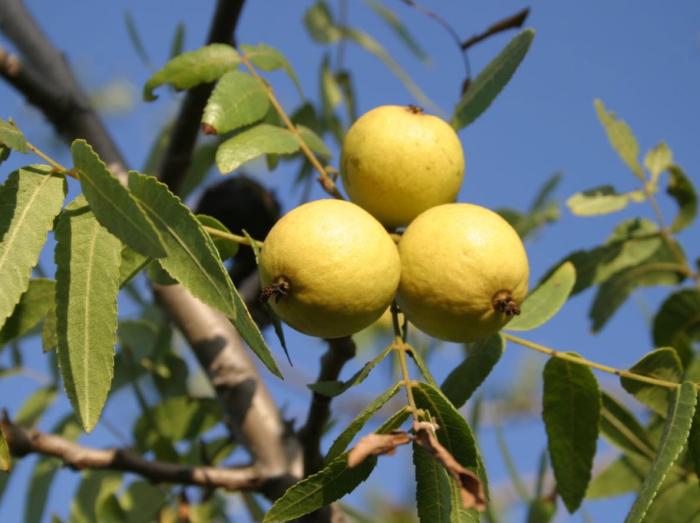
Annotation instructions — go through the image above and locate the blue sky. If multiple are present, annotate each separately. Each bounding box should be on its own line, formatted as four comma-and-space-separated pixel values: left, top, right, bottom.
1, 1, 699, 521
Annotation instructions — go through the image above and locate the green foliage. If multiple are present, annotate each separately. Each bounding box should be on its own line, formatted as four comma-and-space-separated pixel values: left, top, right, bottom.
497, 172, 561, 240
0, 166, 65, 330
143, 43, 240, 100
441, 334, 504, 408
507, 262, 576, 331
0, 278, 55, 346
55, 198, 121, 432
364, 0, 428, 62
624, 382, 697, 523
594, 99, 645, 180
241, 43, 303, 96
566, 185, 644, 216
542, 355, 600, 512
653, 290, 700, 367
196, 214, 239, 261
202, 71, 269, 135
620, 348, 683, 415
451, 29, 535, 129
216, 124, 299, 174
72, 140, 166, 258
667, 165, 697, 232
587, 453, 650, 499
0, 425, 9, 472
599, 392, 655, 459
0, 118, 29, 153
69, 471, 122, 523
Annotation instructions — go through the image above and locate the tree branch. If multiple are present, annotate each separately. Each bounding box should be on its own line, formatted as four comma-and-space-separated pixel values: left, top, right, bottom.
2, 415, 265, 491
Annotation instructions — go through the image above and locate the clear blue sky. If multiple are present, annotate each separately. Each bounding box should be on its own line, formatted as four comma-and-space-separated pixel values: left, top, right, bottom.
1, 1, 699, 521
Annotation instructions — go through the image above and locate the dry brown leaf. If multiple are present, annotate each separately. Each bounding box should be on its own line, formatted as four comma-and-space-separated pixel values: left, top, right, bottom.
413, 422, 486, 512
347, 431, 412, 468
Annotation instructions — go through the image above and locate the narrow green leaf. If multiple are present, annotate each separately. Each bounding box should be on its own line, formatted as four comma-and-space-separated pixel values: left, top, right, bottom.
0, 425, 9, 471
508, 262, 575, 331
55, 199, 121, 431
587, 453, 650, 499
134, 396, 221, 446
72, 139, 165, 258
264, 410, 407, 522
169, 22, 186, 59
594, 99, 645, 180
15, 385, 57, 426
408, 345, 438, 388
620, 348, 682, 415
0, 166, 65, 330
124, 11, 151, 66
600, 392, 655, 459
653, 290, 700, 356
0, 278, 55, 346
666, 165, 697, 232
308, 343, 393, 397
241, 43, 303, 97
542, 355, 600, 512
118, 246, 149, 287
325, 382, 402, 462
689, 391, 700, 481
304, 2, 342, 43
216, 124, 299, 174
566, 185, 640, 216
624, 381, 697, 523
442, 334, 504, 408
144, 43, 240, 101
197, 214, 239, 261
320, 55, 342, 115
201, 71, 269, 135
69, 471, 123, 523
644, 142, 673, 183
0, 118, 29, 152
363, 0, 429, 62
451, 29, 535, 130
117, 481, 166, 522
297, 125, 331, 158
643, 480, 700, 523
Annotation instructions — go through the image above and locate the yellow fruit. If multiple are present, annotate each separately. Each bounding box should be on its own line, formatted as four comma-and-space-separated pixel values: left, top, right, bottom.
340, 105, 465, 228
259, 199, 401, 339
397, 203, 529, 342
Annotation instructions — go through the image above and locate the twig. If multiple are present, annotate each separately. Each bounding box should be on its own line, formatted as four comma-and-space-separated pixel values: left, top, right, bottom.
203, 225, 263, 249
460, 8, 530, 51
2, 415, 265, 491
299, 336, 357, 476
390, 303, 418, 417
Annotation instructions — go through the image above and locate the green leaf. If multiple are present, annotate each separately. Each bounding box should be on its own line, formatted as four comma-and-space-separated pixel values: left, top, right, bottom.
69, 471, 123, 523
320, 55, 343, 115
644, 142, 673, 182
297, 125, 331, 158
587, 453, 650, 499
451, 29, 535, 130
308, 344, 393, 397
666, 165, 697, 232
0, 143, 10, 166
0, 278, 55, 346
643, 480, 700, 523
201, 71, 269, 135
525, 498, 556, 523
0, 425, 9, 472
241, 43, 303, 97
169, 22, 186, 59
620, 348, 682, 415
507, 262, 575, 331
144, 43, 240, 101
15, 385, 57, 426
55, 199, 121, 432
118, 246, 149, 287
542, 355, 600, 512
442, 334, 504, 408
264, 411, 407, 522
624, 381, 697, 523
363, 0, 429, 62
594, 99, 645, 180
689, 391, 700, 481
304, 2, 342, 43
0, 118, 29, 152
408, 345, 438, 388
180, 142, 218, 199
216, 124, 299, 174
196, 214, 239, 261
134, 396, 221, 447
325, 382, 402, 462
589, 240, 686, 332
653, 290, 700, 364
116, 481, 166, 523
124, 11, 150, 67
72, 140, 165, 258
566, 185, 642, 216
0, 166, 65, 330
600, 392, 655, 459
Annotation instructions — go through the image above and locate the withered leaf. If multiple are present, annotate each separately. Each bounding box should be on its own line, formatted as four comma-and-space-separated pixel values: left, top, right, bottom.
347, 431, 412, 468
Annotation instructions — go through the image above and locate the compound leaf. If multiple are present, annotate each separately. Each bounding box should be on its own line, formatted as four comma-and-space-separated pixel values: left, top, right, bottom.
201, 71, 269, 135
451, 29, 534, 130
144, 43, 240, 101
55, 199, 121, 432
72, 139, 165, 258
542, 355, 600, 512
0, 166, 65, 330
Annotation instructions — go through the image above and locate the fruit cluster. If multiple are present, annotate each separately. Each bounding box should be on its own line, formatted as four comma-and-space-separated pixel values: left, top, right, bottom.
259, 105, 529, 342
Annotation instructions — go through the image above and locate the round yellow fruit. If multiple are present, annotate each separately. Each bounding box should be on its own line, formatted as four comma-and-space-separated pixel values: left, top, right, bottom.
259, 199, 401, 339
397, 203, 529, 342
340, 105, 465, 228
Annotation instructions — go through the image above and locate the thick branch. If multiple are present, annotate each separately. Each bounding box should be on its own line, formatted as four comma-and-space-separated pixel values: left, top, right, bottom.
299, 337, 357, 476
2, 416, 264, 491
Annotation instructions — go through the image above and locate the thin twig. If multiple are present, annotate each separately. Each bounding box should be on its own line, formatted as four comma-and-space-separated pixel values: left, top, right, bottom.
460, 8, 530, 51
390, 303, 418, 417
203, 226, 263, 249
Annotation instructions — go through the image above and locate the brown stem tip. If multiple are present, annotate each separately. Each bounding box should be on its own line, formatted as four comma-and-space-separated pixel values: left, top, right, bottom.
406, 104, 424, 115
492, 290, 521, 317
260, 277, 290, 304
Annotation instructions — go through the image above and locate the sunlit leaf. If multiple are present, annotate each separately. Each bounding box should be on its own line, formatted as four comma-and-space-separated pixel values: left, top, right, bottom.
144, 43, 240, 101
620, 348, 682, 415
0, 278, 55, 346
201, 71, 269, 135
442, 334, 504, 408
624, 382, 697, 523
298, 125, 331, 158
0, 425, 9, 471
566, 185, 641, 216
644, 142, 673, 183
0, 166, 65, 330
451, 29, 534, 130
55, 199, 121, 432
594, 99, 645, 180
304, 1, 342, 43
216, 124, 299, 174
0, 118, 29, 152
542, 355, 600, 512
320, 55, 342, 115
241, 43, 303, 97
72, 139, 165, 258
508, 262, 575, 331
666, 165, 697, 233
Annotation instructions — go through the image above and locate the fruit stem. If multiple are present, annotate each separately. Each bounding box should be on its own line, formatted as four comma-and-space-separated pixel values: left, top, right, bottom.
202, 226, 263, 249
239, 53, 344, 200
391, 302, 419, 418
503, 333, 693, 391
260, 277, 291, 304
